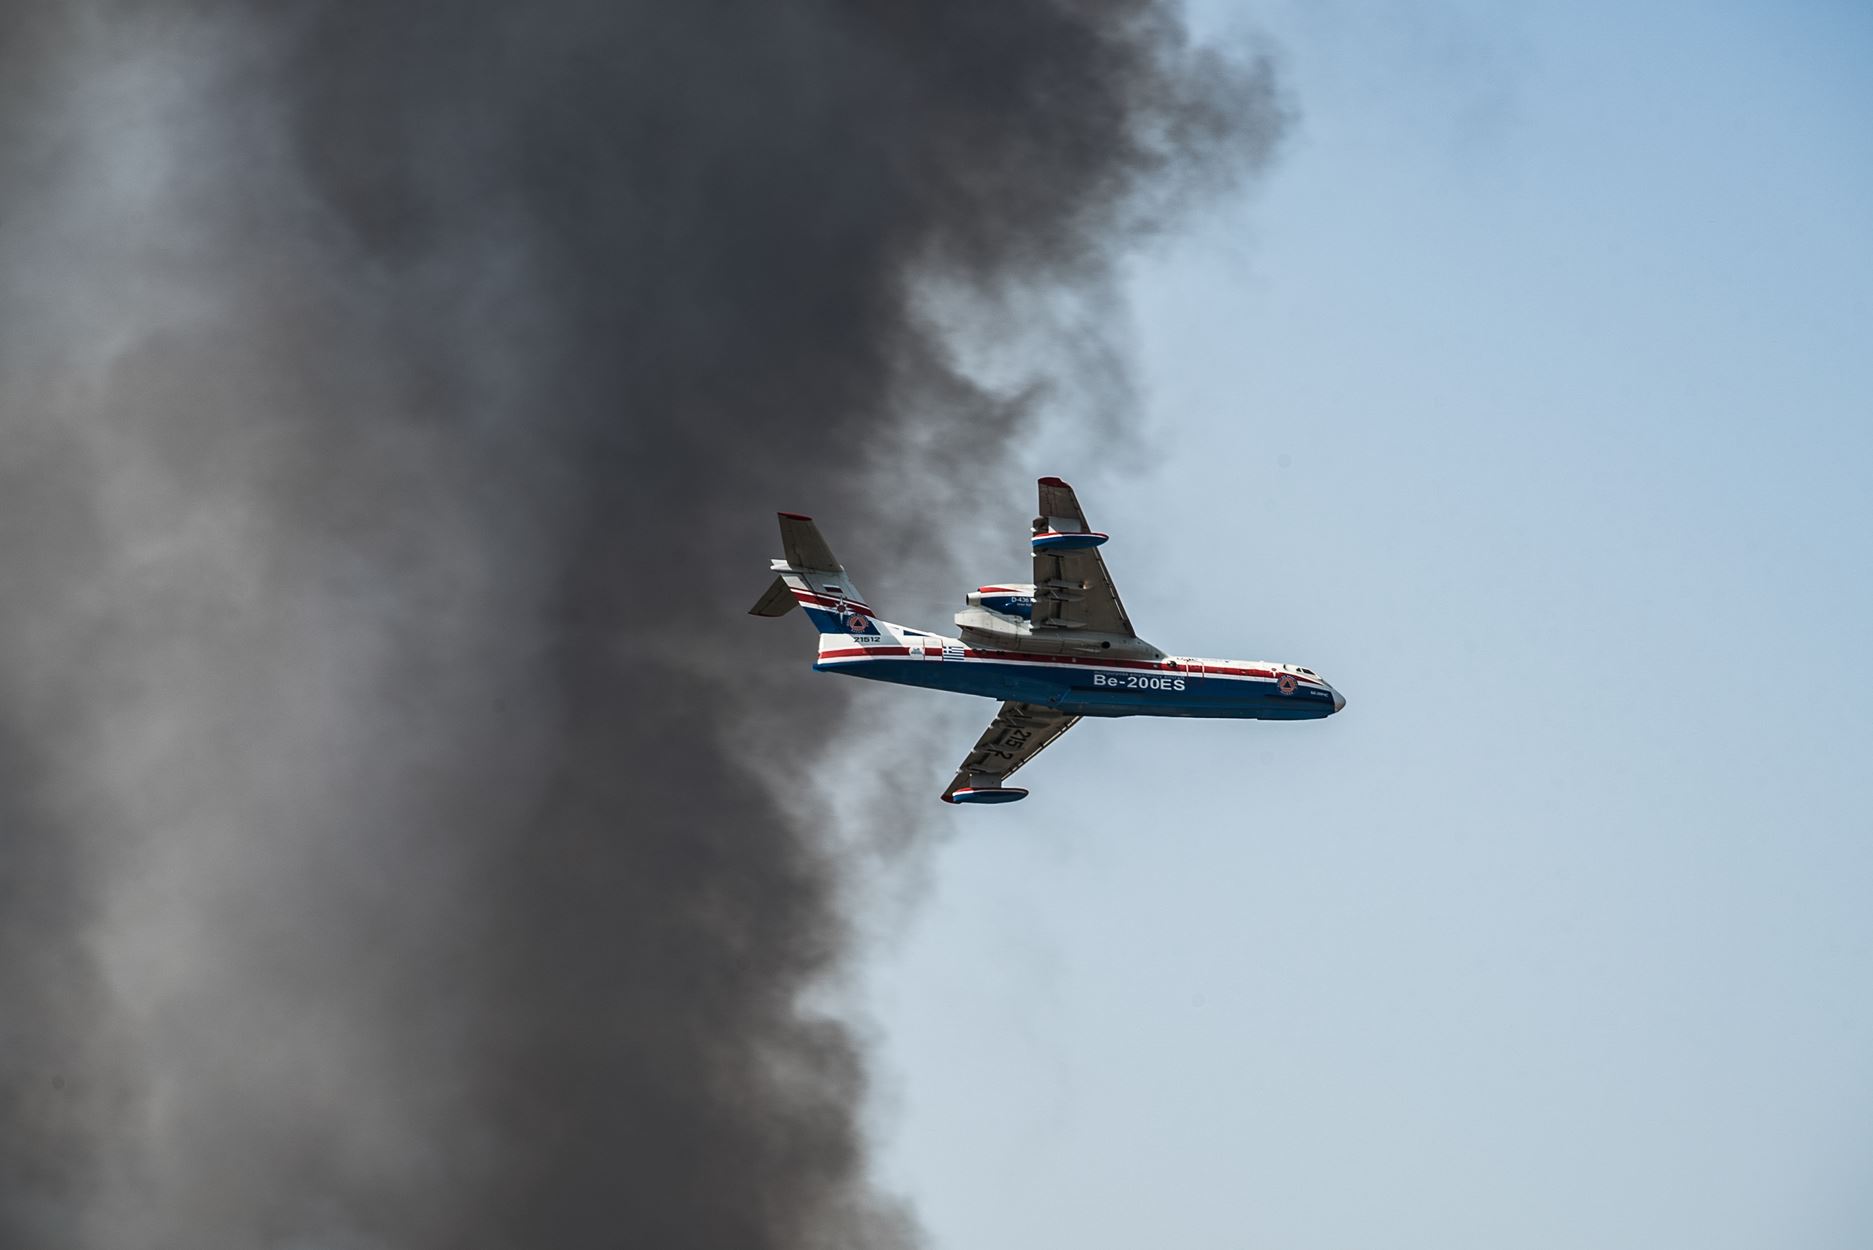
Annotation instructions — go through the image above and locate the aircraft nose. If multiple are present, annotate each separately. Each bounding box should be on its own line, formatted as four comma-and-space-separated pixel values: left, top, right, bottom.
1331, 687, 1346, 713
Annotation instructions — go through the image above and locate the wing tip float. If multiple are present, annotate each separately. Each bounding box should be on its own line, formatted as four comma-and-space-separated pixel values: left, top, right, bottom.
1031, 529, 1108, 552
942, 787, 1030, 805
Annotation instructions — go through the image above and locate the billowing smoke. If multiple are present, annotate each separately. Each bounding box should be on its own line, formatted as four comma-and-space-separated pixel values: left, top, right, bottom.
0, 3, 1282, 1246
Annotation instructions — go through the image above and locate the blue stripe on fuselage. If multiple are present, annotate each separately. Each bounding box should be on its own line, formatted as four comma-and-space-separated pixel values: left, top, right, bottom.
813, 655, 1336, 720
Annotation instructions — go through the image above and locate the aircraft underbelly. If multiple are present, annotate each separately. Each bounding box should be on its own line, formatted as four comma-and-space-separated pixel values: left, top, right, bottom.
1057, 674, 1335, 720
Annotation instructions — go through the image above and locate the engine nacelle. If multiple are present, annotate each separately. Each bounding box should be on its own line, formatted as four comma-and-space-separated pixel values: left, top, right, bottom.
965, 584, 1035, 620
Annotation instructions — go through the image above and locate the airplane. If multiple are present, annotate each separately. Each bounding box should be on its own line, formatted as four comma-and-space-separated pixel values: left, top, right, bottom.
750, 476, 1345, 805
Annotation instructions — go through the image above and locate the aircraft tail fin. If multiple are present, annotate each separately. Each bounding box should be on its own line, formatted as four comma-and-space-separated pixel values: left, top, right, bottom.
777, 512, 839, 574
750, 513, 884, 636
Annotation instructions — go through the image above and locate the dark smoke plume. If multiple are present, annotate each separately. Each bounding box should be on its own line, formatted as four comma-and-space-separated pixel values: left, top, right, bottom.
0, 3, 1282, 1246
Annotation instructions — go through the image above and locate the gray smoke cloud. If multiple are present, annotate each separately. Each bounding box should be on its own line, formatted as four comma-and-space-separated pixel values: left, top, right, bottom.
0, 3, 1282, 1246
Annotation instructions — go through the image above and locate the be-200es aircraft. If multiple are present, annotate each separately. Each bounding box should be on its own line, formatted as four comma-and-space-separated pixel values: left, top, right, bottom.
752, 477, 1345, 805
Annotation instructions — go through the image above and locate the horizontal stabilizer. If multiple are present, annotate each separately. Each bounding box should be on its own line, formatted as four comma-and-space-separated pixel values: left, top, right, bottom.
748, 575, 797, 617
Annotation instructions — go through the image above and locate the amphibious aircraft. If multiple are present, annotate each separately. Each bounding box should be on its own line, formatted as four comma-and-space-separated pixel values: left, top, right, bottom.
751, 476, 1345, 804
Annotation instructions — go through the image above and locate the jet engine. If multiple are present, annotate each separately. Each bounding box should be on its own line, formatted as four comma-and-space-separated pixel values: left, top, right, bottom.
965, 584, 1035, 619
953, 583, 1034, 640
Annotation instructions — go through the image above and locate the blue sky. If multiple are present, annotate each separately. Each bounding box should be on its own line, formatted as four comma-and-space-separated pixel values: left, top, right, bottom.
859, 3, 1872, 1247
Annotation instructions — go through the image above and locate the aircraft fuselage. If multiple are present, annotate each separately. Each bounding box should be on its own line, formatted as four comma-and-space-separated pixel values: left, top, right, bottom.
815, 633, 1343, 720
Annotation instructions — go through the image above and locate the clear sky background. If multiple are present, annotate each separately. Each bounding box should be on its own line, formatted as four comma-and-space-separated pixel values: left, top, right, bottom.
856, 2, 1872, 1247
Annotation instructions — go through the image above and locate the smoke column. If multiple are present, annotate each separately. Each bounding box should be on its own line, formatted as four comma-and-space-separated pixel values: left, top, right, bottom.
0, 4, 1282, 1246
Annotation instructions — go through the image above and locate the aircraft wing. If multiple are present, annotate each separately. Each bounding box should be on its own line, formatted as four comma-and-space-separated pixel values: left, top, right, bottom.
1030, 476, 1135, 637
941, 701, 1080, 803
